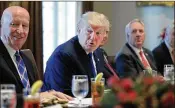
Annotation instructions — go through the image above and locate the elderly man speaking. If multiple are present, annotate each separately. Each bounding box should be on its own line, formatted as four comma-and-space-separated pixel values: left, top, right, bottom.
42, 11, 113, 97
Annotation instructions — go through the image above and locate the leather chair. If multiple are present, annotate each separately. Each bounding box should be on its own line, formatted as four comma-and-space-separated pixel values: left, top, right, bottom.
107, 56, 116, 70
21, 49, 39, 77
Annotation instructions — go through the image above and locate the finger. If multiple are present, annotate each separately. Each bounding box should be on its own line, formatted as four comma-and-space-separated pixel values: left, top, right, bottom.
64, 94, 73, 100
55, 92, 69, 101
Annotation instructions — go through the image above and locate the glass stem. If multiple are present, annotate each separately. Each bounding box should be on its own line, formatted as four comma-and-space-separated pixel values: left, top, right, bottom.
78, 99, 82, 106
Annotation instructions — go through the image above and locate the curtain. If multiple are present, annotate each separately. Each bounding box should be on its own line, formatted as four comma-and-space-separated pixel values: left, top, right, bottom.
82, 1, 93, 14
0, 1, 43, 80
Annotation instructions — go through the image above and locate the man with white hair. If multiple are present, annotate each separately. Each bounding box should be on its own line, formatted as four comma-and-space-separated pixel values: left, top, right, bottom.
42, 11, 113, 96
115, 19, 158, 79
0, 6, 72, 107
152, 21, 174, 75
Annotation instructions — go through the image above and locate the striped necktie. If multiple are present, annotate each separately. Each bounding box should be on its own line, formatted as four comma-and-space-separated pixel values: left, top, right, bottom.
15, 51, 30, 90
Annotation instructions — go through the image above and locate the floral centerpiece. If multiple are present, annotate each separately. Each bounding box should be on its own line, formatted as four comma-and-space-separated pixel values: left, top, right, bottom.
100, 75, 175, 108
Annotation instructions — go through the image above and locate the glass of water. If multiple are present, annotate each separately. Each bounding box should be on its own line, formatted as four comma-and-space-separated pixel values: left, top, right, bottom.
143, 69, 157, 77
164, 64, 174, 81
0, 84, 16, 108
72, 75, 89, 107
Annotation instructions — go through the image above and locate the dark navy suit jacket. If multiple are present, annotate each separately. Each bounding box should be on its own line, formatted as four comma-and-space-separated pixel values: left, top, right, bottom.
152, 41, 174, 75
41, 36, 113, 97
115, 43, 157, 79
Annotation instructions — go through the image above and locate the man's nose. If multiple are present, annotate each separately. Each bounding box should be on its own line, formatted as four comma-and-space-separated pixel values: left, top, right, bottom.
136, 31, 141, 36
16, 25, 24, 34
90, 32, 96, 40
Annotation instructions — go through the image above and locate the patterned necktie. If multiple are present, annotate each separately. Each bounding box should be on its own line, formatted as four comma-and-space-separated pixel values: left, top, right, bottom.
88, 53, 96, 77
139, 51, 150, 70
15, 51, 30, 90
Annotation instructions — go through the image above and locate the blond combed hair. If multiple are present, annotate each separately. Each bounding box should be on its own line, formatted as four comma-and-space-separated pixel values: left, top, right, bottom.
76, 11, 111, 34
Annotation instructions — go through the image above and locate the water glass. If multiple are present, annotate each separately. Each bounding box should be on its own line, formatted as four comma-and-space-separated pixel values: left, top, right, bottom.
23, 88, 40, 108
91, 78, 105, 105
71, 75, 89, 107
0, 84, 16, 108
143, 69, 157, 77
164, 64, 174, 81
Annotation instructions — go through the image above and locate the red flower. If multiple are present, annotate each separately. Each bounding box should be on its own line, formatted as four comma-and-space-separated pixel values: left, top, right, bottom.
127, 91, 137, 101
143, 77, 154, 86
107, 76, 120, 88
161, 91, 175, 107
120, 79, 133, 91
117, 91, 137, 102
117, 92, 128, 102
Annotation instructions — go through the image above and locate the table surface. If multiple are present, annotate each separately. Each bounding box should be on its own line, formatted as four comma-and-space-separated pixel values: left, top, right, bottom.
44, 98, 92, 108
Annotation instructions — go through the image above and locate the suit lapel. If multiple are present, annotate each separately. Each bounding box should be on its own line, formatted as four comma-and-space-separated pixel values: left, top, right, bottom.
0, 40, 23, 87
74, 37, 94, 78
162, 42, 173, 64
20, 51, 35, 86
126, 43, 145, 69
143, 50, 156, 70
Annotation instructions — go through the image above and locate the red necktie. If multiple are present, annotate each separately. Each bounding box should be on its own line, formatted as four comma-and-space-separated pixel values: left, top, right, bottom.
139, 51, 150, 69
103, 54, 119, 80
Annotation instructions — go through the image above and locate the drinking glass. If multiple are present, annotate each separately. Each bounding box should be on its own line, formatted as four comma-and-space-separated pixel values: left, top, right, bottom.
91, 78, 105, 105
71, 75, 89, 107
0, 84, 16, 108
143, 69, 157, 77
164, 64, 174, 81
23, 88, 40, 108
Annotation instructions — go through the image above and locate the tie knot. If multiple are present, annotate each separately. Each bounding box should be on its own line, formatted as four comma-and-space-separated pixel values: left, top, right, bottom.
15, 51, 20, 57
139, 50, 143, 55
88, 53, 93, 58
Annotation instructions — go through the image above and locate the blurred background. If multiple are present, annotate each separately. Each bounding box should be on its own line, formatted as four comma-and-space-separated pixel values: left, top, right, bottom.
0, 1, 174, 79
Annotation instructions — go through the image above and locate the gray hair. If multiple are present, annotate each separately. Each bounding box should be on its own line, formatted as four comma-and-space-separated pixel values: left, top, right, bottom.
125, 19, 144, 42
165, 21, 174, 40
76, 11, 111, 34
1, 10, 13, 39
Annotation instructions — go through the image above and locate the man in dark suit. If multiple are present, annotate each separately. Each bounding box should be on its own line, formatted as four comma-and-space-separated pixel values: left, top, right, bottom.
115, 19, 163, 80
152, 22, 174, 75
42, 12, 113, 96
0, 6, 39, 94
0, 6, 72, 105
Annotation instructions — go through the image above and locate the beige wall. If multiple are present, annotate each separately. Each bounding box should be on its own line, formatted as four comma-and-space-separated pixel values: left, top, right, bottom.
94, 1, 138, 56
93, 1, 174, 56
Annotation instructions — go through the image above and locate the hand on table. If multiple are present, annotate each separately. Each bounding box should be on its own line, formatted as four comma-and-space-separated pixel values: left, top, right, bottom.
40, 90, 73, 102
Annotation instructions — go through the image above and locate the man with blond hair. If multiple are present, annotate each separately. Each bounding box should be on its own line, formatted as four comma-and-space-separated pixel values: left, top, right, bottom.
42, 11, 113, 96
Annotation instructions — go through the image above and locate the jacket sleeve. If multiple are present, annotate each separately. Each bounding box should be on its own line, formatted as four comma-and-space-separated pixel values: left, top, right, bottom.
41, 51, 73, 92
115, 53, 138, 79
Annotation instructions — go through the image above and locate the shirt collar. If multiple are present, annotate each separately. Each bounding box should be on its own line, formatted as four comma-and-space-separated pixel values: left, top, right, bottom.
1, 36, 17, 57
128, 43, 143, 54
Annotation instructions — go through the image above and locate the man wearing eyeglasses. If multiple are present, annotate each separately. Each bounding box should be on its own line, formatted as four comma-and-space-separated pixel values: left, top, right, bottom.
42, 12, 113, 97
